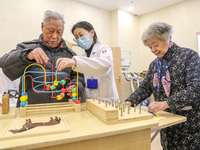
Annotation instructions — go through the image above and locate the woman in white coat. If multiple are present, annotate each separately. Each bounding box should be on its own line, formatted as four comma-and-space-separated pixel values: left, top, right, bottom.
56, 21, 119, 102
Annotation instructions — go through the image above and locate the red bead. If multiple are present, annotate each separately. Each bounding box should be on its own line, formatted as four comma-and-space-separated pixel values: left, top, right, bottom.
75, 100, 80, 104
61, 88, 66, 93
66, 87, 71, 92
46, 84, 51, 91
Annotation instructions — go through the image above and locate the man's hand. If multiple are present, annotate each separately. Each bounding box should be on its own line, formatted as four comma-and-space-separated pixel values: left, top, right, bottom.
56, 58, 76, 71
26, 47, 49, 64
148, 101, 170, 113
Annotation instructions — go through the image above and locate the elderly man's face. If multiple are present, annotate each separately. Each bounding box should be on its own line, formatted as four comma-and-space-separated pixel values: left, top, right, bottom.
147, 38, 169, 58
41, 18, 64, 48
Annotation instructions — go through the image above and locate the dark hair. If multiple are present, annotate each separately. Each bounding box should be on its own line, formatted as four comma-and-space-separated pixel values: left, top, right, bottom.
71, 21, 99, 43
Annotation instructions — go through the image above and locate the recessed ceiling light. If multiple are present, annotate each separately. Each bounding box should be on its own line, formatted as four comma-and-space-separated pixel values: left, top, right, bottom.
129, 6, 134, 11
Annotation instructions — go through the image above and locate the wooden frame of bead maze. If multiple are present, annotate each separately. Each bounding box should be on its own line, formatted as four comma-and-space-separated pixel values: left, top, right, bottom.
86, 99, 153, 125
19, 99, 81, 117
19, 63, 81, 117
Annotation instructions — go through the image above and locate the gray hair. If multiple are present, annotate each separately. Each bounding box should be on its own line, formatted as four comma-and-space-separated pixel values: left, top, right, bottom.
142, 22, 173, 46
43, 10, 65, 26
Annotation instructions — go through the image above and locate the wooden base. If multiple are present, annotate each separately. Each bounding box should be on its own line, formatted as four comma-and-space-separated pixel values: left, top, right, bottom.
0, 115, 70, 140
20, 100, 81, 117
86, 99, 153, 124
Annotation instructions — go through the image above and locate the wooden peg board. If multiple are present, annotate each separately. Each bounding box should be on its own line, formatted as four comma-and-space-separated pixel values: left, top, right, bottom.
86, 99, 153, 124
0, 115, 70, 140
19, 99, 81, 117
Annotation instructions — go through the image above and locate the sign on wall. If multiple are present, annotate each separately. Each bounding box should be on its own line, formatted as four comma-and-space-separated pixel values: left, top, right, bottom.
121, 51, 131, 67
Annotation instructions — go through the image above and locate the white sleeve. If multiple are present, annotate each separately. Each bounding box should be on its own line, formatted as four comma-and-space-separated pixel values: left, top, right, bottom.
73, 46, 113, 76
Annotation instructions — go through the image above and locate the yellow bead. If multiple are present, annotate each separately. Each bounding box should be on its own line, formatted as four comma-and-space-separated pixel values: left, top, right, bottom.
56, 95, 62, 100
56, 93, 65, 100
54, 80, 58, 86
72, 93, 77, 97
20, 95, 27, 102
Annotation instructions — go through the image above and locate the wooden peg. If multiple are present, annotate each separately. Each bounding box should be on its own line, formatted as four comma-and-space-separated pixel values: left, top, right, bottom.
134, 104, 136, 112
128, 105, 130, 114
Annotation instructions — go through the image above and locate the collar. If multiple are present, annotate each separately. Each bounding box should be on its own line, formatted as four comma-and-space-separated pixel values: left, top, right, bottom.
162, 42, 176, 61
85, 43, 94, 57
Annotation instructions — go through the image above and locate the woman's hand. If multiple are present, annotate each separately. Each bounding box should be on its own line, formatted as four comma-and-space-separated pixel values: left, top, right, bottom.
125, 101, 132, 106
148, 101, 170, 113
56, 58, 76, 71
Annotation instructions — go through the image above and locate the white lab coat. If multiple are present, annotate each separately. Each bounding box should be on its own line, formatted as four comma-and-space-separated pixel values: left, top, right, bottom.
73, 43, 119, 102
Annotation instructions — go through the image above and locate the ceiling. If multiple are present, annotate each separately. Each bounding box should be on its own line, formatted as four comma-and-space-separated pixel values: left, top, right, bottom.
76, 0, 186, 16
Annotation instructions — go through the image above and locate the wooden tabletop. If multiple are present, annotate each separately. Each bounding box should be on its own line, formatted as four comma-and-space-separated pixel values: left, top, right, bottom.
0, 104, 186, 150
140, 106, 187, 131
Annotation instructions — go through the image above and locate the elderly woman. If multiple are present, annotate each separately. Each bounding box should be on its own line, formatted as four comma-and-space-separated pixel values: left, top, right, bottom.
125, 22, 200, 150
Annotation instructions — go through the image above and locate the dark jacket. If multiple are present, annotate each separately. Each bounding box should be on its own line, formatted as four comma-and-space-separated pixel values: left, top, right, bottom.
0, 34, 85, 106
126, 43, 200, 150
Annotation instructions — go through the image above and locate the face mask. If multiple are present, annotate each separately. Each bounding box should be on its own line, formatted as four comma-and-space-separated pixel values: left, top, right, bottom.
77, 35, 92, 50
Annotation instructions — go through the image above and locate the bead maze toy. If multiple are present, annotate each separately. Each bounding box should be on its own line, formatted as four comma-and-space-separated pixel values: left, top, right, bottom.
86, 99, 154, 124
19, 63, 81, 117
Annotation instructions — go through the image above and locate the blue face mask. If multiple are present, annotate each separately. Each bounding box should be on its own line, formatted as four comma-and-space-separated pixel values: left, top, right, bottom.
77, 35, 92, 50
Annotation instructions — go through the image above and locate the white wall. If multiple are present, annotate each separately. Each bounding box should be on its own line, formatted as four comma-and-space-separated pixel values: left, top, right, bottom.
118, 10, 140, 72
0, 0, 110, 56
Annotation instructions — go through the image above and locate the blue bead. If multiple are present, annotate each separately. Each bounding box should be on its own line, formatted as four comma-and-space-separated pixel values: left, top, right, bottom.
20, 101, 26, 107
72, 97, 76, 101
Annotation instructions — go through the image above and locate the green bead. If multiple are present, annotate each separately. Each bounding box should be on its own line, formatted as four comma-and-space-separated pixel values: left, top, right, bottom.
60, 80, 66, 85
71, 88, 76, 93
50, 85, 56, 90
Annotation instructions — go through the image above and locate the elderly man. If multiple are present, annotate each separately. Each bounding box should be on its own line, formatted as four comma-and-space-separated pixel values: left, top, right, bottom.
0, 10, 85, 106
